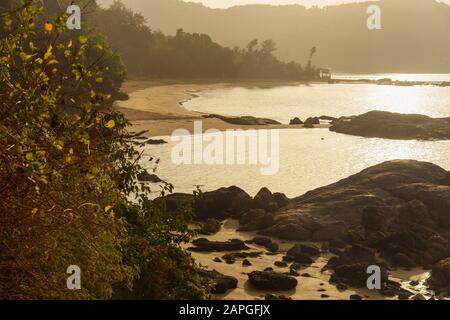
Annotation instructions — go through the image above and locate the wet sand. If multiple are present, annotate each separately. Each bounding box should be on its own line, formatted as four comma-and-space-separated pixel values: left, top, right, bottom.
187, 219, 432, 300
115, 80, 323, 137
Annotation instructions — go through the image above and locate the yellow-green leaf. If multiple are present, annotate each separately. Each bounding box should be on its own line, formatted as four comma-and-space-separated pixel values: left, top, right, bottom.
105, 120, 115, 129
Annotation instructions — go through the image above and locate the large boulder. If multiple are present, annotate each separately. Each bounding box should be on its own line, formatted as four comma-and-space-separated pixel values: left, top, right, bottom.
289, 117, 303, 125
238, 209, 274, 231
304, 117, 320, 128
199, 269, 238, 294
248, 271, 298, 291
254, 187, 278, 212
287, 244, 320, 260
196, 186, 252, 219
428, 258, 450, 293
330, 263, 388, 287
330, 110, 450, 140
261, 221, 312, 240
255, 161, 450, 265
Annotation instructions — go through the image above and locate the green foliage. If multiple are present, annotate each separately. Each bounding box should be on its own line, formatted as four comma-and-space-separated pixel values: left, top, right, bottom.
91, 1, 320, 80
0, 0, 210, 300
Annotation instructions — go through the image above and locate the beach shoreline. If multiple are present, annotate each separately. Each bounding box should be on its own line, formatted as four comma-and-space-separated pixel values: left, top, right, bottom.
115, 80, 329, 137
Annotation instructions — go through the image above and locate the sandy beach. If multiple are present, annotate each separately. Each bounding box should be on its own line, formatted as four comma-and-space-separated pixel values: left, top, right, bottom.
115, 80, 311, 137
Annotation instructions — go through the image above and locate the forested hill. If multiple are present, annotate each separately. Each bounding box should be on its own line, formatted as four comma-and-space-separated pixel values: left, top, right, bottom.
97, 0, 450, 73
90, 2, 320, 80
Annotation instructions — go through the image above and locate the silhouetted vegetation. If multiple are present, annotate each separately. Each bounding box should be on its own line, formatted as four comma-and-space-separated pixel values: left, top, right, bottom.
91, 1, 319, 80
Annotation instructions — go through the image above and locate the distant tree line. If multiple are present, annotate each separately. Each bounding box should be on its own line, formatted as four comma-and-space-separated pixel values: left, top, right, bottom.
91, 1, 320, 80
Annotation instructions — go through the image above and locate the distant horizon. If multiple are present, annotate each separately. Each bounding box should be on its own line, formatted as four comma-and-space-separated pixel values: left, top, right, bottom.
98, 0, 450, 9
183, 0, 450, 8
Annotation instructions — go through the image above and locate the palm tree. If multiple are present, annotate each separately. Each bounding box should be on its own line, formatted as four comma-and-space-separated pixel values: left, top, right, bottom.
306, 46, 317, 71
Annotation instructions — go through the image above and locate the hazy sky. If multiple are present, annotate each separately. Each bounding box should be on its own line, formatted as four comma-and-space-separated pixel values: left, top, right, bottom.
184, 0, 450, 8
184, 0, 372, 8
98, 0, 450, 9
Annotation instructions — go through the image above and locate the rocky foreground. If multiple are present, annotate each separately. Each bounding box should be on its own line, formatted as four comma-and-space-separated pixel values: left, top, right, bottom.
330, 111, 450, 140
160, 160, 450, 299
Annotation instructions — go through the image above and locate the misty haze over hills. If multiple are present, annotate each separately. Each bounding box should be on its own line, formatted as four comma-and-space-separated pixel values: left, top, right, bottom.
98, 0, 450, 73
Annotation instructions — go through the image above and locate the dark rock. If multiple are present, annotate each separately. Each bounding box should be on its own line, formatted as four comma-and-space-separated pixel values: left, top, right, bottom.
329, 239, 346, 249
261, 222, 312, 240
301, 273, 312, 278
336, 283, 348, 291
196, 186, 253, 219
313, 221, 347, 241
222, 252, 261, 260
248, 271, 298, 291
441, 172, 450, 186
146, 139, 168, 145
330, 111, 450, 140
189, 238, 249, 252
264, 267, 274, 272
265, 242, 279, 253
201, 219, 222, 235
254, 187, 278, 212
412, 293, 427, 300
265, 294, 292, 300
288, 244, 320, 257
289, 269, 300, 277
242, 259, 252, 267
199, 269, 238, 294
290, 263, 302, 270
289, 117, 303, 125
321, 294, 330, 298
273, 192, 291, 208
238, 209, 274, 231
409, 280, 420, 286
231, 191, 254, 214
428, 258, 450, 292
250, 236, 273, 246
392, 253, 415, 268
350, 294, 363, 300
274, 261, 288, 268
331, 263, 388, 287
248, 236, 279, 252
319, 115, 338, 122
204, 114, 281, 126
213, 257, 222, 263
290, 253, 313, 264
304, 117, 320, 127
330, 247, 344, 256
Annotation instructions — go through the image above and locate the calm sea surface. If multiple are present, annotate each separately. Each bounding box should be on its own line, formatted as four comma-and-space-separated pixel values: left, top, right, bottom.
143, 74, 450, 197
